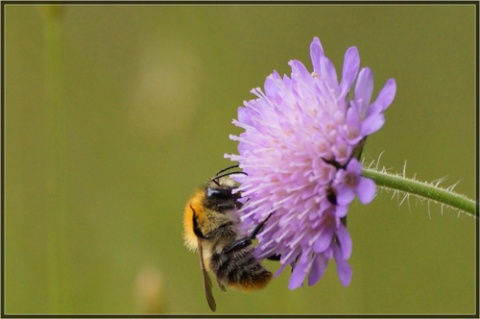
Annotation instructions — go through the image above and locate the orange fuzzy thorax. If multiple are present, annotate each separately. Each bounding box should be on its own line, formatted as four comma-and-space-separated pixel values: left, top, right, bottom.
183, 190, 205, 252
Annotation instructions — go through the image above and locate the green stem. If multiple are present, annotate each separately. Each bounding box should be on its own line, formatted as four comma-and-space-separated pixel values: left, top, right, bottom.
362, 168, 478, 217
41, 5, 72, 313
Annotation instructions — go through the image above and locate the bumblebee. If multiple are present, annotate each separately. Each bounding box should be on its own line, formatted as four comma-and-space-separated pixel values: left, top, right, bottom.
183, 165, 272, 312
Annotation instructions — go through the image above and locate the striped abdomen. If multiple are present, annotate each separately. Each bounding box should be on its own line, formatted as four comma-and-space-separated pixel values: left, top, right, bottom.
210, 246, 272, 290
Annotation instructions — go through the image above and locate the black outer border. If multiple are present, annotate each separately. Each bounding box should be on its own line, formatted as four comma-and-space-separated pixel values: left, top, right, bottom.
1, 1, 478, 318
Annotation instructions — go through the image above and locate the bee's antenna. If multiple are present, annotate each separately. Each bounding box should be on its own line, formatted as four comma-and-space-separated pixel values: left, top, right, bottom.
210, 165, 247, 186
214, 165, 240, 177
211, 168, 248, 186
213, 171, 247, 181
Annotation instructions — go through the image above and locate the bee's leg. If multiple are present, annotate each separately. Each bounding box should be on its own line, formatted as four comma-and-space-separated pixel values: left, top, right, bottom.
266, 254, 281, 261
249, 213, 273, 239
216, 278, 227, 292
221, 237, 253, 255
222, 213, 273, 254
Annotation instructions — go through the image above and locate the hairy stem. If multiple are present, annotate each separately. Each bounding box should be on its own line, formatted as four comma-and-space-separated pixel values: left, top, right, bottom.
362, 168, 477, 217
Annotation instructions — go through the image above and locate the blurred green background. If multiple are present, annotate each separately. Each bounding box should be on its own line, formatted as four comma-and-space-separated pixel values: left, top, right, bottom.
5, 3, 477, 315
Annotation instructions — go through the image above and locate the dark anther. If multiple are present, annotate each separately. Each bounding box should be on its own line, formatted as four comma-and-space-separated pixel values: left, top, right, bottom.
326, 186, 337, 205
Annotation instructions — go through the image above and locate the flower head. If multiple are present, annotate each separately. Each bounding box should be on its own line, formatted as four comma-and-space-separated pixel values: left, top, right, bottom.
226, 37, 396, 289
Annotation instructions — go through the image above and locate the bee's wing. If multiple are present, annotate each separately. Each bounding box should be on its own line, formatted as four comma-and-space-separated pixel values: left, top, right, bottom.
197, 238, 216, 312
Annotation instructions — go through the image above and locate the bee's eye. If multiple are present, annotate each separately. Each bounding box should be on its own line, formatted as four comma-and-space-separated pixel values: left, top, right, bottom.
207, 188, 233, 199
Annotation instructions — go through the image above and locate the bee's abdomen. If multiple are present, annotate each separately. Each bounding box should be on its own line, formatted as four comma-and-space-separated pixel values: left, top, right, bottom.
211, 247, 272, 291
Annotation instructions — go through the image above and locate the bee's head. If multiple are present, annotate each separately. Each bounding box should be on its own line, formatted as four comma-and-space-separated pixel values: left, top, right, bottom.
204, 166, 247, 212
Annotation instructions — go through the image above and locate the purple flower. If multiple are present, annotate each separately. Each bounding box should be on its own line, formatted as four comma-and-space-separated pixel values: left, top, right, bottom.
225, 37, 396, 289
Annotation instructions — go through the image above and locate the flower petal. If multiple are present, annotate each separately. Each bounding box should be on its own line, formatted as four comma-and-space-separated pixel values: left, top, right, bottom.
288, 253, 310, 289
336, 223, 352, 259
264, 71, 283, 97
274, 263, 288, 278
308, 253, 329, 286
354, 67, 374, 117
374, 78, 397, 111
335, 205, 349, 218
340, 46, 360, 97
310, 37, 324, 74
336, 186, 355, 206
334, 244, 352, 286
357, 177, 376, 204
320, 56, 339, 89
312, 223, 335, 253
